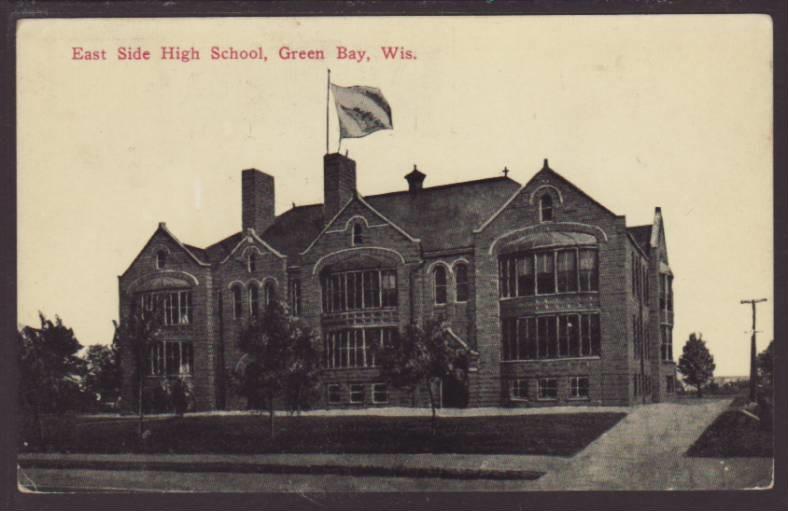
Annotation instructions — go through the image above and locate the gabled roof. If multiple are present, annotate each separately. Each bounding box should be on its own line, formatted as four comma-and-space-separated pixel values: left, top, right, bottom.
627, 225, 652, 256
367, 176, 520, 252
121, 223, 210, 276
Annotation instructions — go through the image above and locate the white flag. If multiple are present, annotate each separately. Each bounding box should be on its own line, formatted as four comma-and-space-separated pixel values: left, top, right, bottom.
331, 83, 393, 139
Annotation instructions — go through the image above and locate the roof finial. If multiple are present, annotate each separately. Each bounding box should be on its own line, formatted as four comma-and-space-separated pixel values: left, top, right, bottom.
542, 158, 549, 170
413, 164, 418, 171
345, 149, 349, 157
502, 166, 509, 177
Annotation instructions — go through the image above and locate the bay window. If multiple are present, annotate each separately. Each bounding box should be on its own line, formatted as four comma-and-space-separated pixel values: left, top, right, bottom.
324, 327, 398, 369
502, 313, 600, 361
322, 269, 398, 312
500, 247, 598, 298
147, 340, 194, 376
139, 290, 193, 326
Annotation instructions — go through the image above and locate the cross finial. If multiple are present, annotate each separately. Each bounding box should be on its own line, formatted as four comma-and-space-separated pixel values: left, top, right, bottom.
502, 166, 509, 177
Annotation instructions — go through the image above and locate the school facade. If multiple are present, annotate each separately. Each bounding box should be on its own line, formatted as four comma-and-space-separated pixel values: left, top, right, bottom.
118, 153, 677, 411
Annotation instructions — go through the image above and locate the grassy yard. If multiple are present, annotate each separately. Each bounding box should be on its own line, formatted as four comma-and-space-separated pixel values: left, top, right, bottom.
686, 395, 773, 458
26, 412, 625, 457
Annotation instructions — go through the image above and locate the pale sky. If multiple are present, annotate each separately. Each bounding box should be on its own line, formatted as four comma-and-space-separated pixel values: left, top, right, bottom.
17, 15, 773, 376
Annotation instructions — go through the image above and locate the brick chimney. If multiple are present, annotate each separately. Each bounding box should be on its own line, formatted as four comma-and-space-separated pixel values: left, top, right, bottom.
242, 169, 275, 234
323, 153, 356, 222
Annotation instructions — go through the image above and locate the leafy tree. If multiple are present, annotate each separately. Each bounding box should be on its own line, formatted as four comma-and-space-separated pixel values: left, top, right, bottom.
677, 333, 716, 397
113, 303, 163, 439
82, 343, 122, 409
757, 340, 774, 389
18, 314, 85, 446
235, 299, 321, 437
376, 320, 468, 435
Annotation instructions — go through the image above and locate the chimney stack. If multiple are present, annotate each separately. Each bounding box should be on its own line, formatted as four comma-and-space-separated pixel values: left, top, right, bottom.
405, 165, 426, 191
242, 169, 275, 235
323, 153, 357, 222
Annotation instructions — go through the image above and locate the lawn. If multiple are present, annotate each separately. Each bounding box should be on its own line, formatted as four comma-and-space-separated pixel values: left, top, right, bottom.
26, 412, 625, 457
686, 395, 773, 458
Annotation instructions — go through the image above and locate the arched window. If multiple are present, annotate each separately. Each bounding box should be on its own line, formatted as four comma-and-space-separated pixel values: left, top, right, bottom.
434, 266, 448, 305
455, 262, 469, 302
352, 223, 364, 245
156, 250, 167, 269
248, 252, 257, 273
540, 194, 553, 222
249, 283, 260, 318
232, 285, 243, 319
263, 281, 275, 307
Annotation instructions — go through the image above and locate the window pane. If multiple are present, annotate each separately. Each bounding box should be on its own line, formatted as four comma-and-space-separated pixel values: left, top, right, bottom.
536, 253, 555, 294
579, 250, 598, 291
590, 314, 601, 356
455, 264, 469, 302
434, 266, 447, 304
516, 255, 534, 296
557, 250, 578, 292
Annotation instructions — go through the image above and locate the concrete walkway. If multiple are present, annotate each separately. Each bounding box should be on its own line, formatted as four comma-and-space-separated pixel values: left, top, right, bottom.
533, 398, 773, 490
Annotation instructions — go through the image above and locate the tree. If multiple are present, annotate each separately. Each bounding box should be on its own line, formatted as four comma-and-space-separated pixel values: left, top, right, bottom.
376, 320, 468, 435
757, 340, 773, 389
677, 333, 716, 397
113, 303, 163, 440
235, 299, 321, 437
82, 343, 122, 409
18, 313, 85, 447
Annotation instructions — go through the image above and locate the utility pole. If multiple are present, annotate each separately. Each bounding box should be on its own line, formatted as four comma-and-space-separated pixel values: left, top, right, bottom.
740, 298, 767, 402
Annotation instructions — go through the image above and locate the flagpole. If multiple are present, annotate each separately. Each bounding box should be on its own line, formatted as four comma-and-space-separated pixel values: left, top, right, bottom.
326, 68, 330, 155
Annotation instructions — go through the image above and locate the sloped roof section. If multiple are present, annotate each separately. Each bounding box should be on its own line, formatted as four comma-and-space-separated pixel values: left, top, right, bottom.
261, 204, 325, 257
627, 225, 653, 256
366, 177, 520, 252
203, 232, 244, 263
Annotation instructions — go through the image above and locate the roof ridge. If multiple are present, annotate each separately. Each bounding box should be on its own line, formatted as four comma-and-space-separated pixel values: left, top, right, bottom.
367, 176, 518, 199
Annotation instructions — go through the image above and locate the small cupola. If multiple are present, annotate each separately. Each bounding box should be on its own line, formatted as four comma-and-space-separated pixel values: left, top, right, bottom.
405, 165, 426, 191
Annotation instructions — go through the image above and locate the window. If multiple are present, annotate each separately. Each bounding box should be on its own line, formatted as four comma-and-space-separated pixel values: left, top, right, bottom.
352, 223, 364, 245
147, 340, 193, 376
321, 269, 398, 312
570, 376, 590, 399
578, 250, 598, 291
349, 384, 364, 404
537, 378, 558, 400
667, 276, 673, 312
633, 374, 640, 396
289, 279, 301, 316
247, 252, 257, 273
140, 291, 192, 326
249, 284, 259, 317
381, 270, 398, 307
516, 256, 535, 296
455, 263, 469, 302
502, 313, 599, 361
327, 384, 341, 404
633, 314, 640, 359
324, 327, 397, 369
433, 265, 448, 305
540, 194, 553, 222
232, 285, 243, 319
510, 379, 529, 400
263, 281, 275, 307
156, 250, 167, 269
372, 383, 388, 403
666, 375, 675, 393
536, 253, 555, 294
557, 250, 578, 292
661, 325, 673, 361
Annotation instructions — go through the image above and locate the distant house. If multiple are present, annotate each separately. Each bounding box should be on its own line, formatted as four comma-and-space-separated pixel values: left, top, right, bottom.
118, 153, 677, 410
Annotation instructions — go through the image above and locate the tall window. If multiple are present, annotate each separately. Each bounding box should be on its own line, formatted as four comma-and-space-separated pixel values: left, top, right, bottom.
321, 269, 398, 312
455, 263, 469, 302
147, 340, 194, 376
248, 252, 257, 273
352, 223, 364, 245
232, 285, 243, 319
540, 194, 553, 222
578, 250, 598, 291
667, 276, 673, 311
249, 284, 260, 317
557, 250, 578, 292
156, 250, 167, 269
661, 325, 673, 361
433, 266, 448, 305
263, 281, 275, 307
289, 279, 301, 316
504, 313, 600, 361
536, 253, 555, 294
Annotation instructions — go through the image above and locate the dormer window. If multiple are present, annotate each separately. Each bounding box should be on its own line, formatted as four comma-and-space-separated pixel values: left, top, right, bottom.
156, 250, 167, 269
540, 194, 553, 222
352, 223, 364, 245
248, 252, 257, 273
